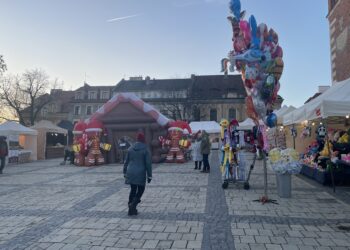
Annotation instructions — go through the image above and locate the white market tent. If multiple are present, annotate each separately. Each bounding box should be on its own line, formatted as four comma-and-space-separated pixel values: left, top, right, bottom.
274, 105, 296, 124
237, 118, 255, 130
0, 121, 38, 161
189, 121, 221, 134
31, 120, 68, 160
283, 78, 350, 125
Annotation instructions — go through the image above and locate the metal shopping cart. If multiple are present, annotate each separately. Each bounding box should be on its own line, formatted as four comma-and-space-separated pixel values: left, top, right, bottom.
221, 148, 256, 190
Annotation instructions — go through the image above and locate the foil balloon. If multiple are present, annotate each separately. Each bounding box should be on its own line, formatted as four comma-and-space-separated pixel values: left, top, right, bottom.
245, 96, 259, 122
222, 0, 284, 127
266, 113, 277, 128
239, 20, 251, 46
252, 94, 267, 122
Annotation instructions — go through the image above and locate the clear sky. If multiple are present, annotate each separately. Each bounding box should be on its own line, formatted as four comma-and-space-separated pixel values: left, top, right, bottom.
1, 0, 331, 107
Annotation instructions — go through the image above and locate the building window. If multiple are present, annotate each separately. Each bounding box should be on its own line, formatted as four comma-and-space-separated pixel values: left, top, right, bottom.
88, 91, 97, 100
210, 109, 217, 121
74, 105, 81, 115
75, 92, 84, 100
49, 103, 56, 113
41, 107, 48, 117
100, 91, 110, 99
193, 106, 200, 121
86, 106, 92, 115
229, 108, 237, 120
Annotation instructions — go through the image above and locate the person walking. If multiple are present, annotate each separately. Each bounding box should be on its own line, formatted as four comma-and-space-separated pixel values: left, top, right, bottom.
200, 130, 211, 173
123, 132, 152, 216
191, 131, 203, 170
0, 136, 8, 174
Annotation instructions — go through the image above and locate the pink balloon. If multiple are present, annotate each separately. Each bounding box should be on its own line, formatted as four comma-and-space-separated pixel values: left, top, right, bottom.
239, 20, 251, 46
233, 36, 247, 53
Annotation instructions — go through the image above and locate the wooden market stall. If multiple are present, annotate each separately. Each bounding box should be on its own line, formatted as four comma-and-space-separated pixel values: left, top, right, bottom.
31, 120, 68, 160
283, 78, 350, 185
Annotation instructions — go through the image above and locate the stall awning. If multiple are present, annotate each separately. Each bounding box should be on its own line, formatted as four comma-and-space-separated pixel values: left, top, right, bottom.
0, 121, 38, 136
189, 121, 221, 134
31, 120, 68, 134
283, 78, 350, 125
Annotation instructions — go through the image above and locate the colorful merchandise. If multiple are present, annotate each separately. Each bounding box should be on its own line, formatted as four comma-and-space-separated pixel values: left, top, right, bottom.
222, 0, 283, 127
268, 148, 301, 174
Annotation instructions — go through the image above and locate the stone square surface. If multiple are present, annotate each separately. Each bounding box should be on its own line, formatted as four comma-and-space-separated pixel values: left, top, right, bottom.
0, 152, 349, 250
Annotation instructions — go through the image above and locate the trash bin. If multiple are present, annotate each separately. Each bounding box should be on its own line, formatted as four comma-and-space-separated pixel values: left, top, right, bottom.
276, 173, 292, 198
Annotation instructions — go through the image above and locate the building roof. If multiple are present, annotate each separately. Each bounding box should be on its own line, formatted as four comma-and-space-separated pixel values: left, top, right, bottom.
304, 92, 322, 104
114, 78, 192, 92
190, 74, 246, 99
113, 74, 247, 99
75, 83, 115, 92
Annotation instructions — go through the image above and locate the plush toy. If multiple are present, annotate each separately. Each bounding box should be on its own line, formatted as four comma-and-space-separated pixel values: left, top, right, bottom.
319, 141, 333, 157
316, 124, 327, 141
301, 126, 311, 139
220, 119, 233, 173
165, 121, 192, 163
72, 121, 87, 166
338, 133, 349, 143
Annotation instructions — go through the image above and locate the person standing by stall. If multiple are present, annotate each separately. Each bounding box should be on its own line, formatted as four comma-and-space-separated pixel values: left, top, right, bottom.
0, 136, 8, 174
200, 130, 211, 173
123, 132, 152, 216
191, 131, 203, 170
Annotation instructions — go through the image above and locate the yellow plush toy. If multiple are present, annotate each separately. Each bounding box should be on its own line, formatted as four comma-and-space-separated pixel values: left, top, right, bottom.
320, 141, 333, 157
338, 133, 349, 143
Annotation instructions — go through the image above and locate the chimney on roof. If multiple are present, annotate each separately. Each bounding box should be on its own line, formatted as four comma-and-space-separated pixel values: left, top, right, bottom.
50, 89, 62, 95
191, 74, 195, 80
145, 76, 154, 85
318, 85, 330, 93
129, 76, 143, 81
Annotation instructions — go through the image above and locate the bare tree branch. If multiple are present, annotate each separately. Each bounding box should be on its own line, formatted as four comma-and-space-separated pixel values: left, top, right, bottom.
0, 69, 56, 125
0, 55, 6, 74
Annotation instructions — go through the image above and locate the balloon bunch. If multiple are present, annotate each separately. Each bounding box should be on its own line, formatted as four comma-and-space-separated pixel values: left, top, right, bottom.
221, 0, 284, 128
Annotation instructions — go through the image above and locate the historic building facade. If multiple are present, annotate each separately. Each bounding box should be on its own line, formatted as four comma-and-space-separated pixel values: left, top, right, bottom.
113, 74, 283, 122
328, 0, 350, 83
23, 75, 283, 127
67, 83, 114, 122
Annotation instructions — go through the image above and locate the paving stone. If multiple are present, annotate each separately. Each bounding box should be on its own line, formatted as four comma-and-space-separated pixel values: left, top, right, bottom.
157, 240, 173, 249
142, 239, 159, 248
172, 240, 187, 248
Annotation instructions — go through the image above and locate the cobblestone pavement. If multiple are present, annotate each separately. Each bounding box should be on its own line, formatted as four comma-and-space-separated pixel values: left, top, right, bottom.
0, 153, 349, 250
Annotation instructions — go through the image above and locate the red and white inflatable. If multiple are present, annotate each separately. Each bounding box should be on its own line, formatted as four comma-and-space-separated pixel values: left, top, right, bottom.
85, 119, 105, 166
165, 121, 192, 163
72, 121, 87, 166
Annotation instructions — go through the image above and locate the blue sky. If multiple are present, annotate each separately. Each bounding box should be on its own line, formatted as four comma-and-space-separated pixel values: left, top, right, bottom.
1, 0, 331, 107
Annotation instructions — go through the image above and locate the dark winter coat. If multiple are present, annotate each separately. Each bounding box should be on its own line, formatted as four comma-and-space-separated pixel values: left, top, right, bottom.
0, 140, 8, 157
123, 142, 152, 186
200, 133, 211, 155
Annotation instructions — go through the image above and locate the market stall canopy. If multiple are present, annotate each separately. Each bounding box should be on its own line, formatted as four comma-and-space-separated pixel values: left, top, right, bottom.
283, 78, 350, 125
89, 93, 170, 127
274, 105, 296, 124
189, 121, 221, 134
31, 120, 68, 134
237, 118, 255, 130
0, 121, 38, 136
